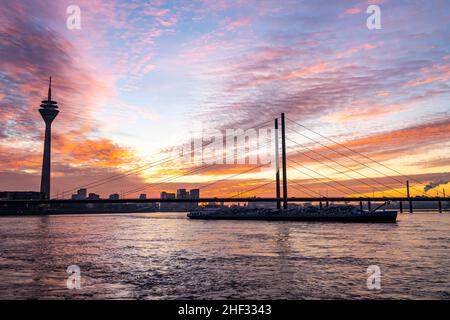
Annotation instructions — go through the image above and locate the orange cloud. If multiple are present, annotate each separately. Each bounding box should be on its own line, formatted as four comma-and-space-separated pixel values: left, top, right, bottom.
58, 138, 136, 169
235, 61, 333, 89
414, 157, 450, 169
167, 164, 270, 178
404, 62, 450, 87
326, 103, 408, 122
280, 62, 330, 80
0, 144, 42, 172
0, 134, 138, 176
405, 76, 447, 88
286, 118, 450, 176
331, 118, 450, 158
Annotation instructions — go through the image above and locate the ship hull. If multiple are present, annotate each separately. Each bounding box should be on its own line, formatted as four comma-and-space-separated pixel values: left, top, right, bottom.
187, 210, 398, 223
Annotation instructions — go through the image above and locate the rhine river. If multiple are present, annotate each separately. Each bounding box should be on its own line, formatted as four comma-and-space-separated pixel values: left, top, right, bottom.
0, 212, 449, 299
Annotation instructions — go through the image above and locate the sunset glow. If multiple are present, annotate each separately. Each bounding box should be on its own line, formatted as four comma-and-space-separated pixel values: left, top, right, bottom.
1, 0, 449, 198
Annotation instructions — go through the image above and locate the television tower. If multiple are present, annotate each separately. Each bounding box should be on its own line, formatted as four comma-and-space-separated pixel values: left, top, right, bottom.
39, 77, 59, 199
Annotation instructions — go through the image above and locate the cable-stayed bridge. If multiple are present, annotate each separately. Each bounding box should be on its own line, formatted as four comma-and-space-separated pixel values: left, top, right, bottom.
1, 113, 449, 213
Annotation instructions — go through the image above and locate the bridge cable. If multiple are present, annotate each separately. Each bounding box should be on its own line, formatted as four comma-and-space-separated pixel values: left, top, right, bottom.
286, 163, 350, 196
289, 184, 320, 198
285, 166, 327, 197
54, 154, 178, 198
123, 139, 273, 195
123, 137, 274, 196
286, 117, 427, 196
288, 181, 322, 197
197, 163, 269, 192
287, 157, 360, 196
286, 136, 406, 197
121, 121, 274, 195
58, 119, 273, 198
231, 180, 275, 198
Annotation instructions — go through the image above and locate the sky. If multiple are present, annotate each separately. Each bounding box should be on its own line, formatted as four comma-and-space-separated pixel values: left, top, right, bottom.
0, 0, 449, 199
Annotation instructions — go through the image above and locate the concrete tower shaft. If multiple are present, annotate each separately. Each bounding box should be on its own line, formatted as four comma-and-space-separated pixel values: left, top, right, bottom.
39, 77, 59, 199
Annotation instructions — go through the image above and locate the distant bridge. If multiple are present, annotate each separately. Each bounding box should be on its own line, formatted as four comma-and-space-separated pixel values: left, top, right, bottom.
2, 197, 449, 214
2, 113, 449, 214
2, 197, 449, 204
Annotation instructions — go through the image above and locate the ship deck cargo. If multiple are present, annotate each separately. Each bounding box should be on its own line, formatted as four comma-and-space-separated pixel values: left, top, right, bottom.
187, 205, 398, 223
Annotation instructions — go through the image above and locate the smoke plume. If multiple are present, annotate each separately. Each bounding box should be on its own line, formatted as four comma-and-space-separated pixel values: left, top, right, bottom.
424, 179, 449, 192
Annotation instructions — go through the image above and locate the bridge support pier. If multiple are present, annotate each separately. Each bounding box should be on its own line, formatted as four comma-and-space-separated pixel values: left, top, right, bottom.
368, 201, 371, 212
407, 180, 413, 213
319, 201, 323, 210
359, 201, 363, 213
274, 118, 281, 210
281, 113, 288, 210
439, 201, 442, 213
399, 201, 403, 213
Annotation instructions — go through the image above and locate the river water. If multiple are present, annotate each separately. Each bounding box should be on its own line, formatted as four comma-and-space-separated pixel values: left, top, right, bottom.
0, 212, 449, 299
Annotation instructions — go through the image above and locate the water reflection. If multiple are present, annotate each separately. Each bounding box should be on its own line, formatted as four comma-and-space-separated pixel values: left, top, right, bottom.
0, 213, 449, 299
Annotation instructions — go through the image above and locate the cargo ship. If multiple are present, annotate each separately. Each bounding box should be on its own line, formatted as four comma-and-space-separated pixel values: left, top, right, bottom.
187, 204, 397, 223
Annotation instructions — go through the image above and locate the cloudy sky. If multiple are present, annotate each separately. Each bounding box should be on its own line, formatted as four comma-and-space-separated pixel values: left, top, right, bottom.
0, 0, 449, 198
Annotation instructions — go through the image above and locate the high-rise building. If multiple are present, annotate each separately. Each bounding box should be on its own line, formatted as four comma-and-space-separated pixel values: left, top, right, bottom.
160, 189, 199, 211
177, 189, 189, 199
160, 191, 176, 211
39, 77, 59, 199
71, 188, 87, 200
161, 192, 176, 200
189, 189, 200, 210
189, 189, 200, 199
87, 193, 100, 200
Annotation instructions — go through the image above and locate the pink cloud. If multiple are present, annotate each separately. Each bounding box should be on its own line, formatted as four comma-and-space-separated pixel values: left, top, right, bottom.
368, 0, 388, 4
344, 7, 363, 15
336, 43, 378, 58
220, 17, 251, 31
404, 63, 450, 87
326, 103, 408, 122
229, 61, 334, 90
143, 7, 170, 17
156, 15, 178, 27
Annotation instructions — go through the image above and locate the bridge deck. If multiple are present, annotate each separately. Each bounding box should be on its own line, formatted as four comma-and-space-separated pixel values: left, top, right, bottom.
1, 197, 449, 205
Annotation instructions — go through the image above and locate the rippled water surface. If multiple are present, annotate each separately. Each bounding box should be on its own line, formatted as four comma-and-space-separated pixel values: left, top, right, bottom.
0, 212, 449, 299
